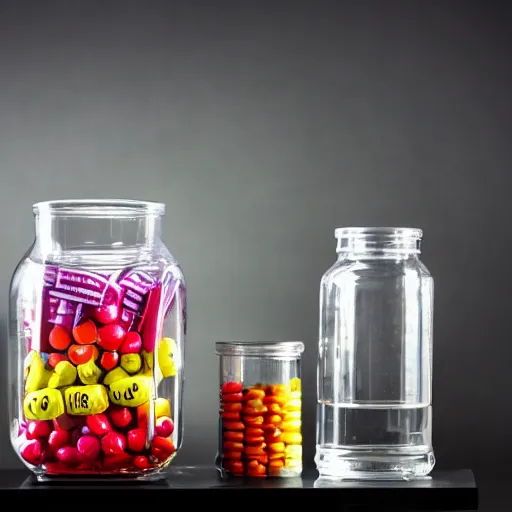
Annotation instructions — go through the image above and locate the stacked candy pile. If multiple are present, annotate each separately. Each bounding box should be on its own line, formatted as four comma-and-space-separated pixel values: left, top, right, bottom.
15, 266, 183, 475
220, 378, 302, 477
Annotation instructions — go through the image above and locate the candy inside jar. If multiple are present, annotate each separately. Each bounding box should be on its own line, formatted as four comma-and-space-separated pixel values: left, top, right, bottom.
9, 200, 186, 480
215, 341, 304, 478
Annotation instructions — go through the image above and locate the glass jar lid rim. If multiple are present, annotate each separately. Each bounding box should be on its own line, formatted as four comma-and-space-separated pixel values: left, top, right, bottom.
33, 199, 165, 217
215, 341, 305, 357
334, 226, 423, 239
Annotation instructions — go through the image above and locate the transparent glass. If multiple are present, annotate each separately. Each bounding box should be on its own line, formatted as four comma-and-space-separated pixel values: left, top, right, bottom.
215, 341, 304, 478
8, 199, 186, 481
315, 227, 435, 481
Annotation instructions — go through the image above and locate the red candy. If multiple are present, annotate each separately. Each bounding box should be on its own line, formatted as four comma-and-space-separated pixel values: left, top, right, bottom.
93, 304, 119, 325
97, 324, 126, 352
86, 414, 112, 436
48, 429, 71, 451
109, 406, 132, 428
222, 393, 243, 402
127, 428, 147, 452
20, 439, 45, 465
101, 431, 126, 455
151, 436, 175, 459
68, 344, 99, 365
155, 416, 174, 438
100, 351, 119, 371
26, 420, 51, 440
49, 325, 72, 351
133, 455, 150, 469
72, 320, 98, 345
103, 453, 133, 469
56, 446, 82, 465
48, 353, 67, 369
77, 435, 101, 461
222, 381, 243, 394
53, 414, 84, 431
119, 331, 142, 354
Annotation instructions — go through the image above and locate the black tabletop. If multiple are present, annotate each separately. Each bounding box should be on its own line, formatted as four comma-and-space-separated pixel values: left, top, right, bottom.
0, 466, 477, 510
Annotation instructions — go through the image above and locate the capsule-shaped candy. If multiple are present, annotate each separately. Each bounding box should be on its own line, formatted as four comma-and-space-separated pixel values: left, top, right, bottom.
48, 361, 77, 388
285, 444, 302, 459
221, 411, 240, 421
282, 399, 301, 412
24, 388, 65, 420
77, 359, 102, 385
281, 419, 301, 432
244, 415, 264, 425
281, 432, 302, 445
158, 337, 178, 378
108, 375, 150, 407
223, 450, 242, 460
222, 402, 242, 412
245, 388, 265, 400
25, 351, 52, 393
283, 411, 301, 421
289, 377, 301, 391
64, 385, 109, 415
268, 441, 285, 454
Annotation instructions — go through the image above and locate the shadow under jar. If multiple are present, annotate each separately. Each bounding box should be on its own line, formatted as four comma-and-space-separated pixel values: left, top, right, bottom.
315, 227, 435, 481
215, 341, 305, 479
8, 199, 186, 481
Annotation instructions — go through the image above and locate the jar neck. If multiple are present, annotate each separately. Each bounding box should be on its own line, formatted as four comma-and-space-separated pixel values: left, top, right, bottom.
335, 227, 422, 260
32, 200, 165, 257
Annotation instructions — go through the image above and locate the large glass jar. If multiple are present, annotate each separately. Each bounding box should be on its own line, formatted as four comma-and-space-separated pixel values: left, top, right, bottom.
215, 341, 304, 479
315, 227, 435, 480
8, 200, 186, 481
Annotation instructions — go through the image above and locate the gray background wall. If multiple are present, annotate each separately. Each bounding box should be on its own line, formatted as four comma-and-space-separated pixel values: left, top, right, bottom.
0, 0, 509, 478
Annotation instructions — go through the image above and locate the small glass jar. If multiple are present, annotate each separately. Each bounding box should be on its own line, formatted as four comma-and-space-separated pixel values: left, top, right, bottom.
215, 341, 304, 478
315, 227, 435, 481
8, 199, 186, 481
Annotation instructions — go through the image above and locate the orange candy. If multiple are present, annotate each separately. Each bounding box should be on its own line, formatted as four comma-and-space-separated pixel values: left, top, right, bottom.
49, 326, 72, 351
245, 389, 265, 400
245, 435, 265, 445
221, 411, 240, 421
223, 451, 242, 460
230, 461, 244, 474
244, 445, 266, 456
222, 421, 245, 431
246, 427, 264, 436
222, 393, 243, 402
244, 415, 264, 426
266, 414, 282, 425
67, 344, 99, 365
247, 460, 266, 477
223, 431, 244, 442
223, 441, 244, 451
222, 402, 242, 412
72, 320, 98, 345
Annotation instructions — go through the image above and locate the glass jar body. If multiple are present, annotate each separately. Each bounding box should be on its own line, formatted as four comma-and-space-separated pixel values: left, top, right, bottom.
315, 228, 435, 480
215, 342, 304, 479
8, 201, 186, 481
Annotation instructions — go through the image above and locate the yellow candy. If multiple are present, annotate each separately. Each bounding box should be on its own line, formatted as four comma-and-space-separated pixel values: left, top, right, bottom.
285, 459, 302, 468
281, 419, 301, 432
120, 353, 142, 374
103, 367, 129, 385
289, 377, 301, 392
281, 432, 302, 445
24, 388, 65, 420
49, 361, 77, 388
24, 351, 52, 393
158, 337, 177, 377
285, 444, 302, 459
155, 397, 171, 418
283, 411, 301, 421
77, 358, 102, 385
282, 399, 301, 412
64, 385, 109, 415
290, 391, 302, 400
108, 375, 150, 407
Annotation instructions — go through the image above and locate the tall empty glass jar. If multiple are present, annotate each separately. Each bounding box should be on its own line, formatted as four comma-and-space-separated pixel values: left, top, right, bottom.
315, 227, 435, 480
8, 200, 186, 480
215, 341, 304, 478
